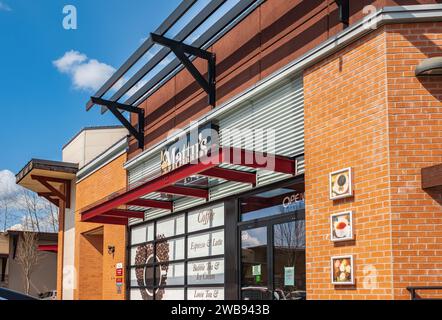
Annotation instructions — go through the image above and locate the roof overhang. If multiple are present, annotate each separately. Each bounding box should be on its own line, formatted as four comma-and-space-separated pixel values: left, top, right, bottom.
81, 147, 303, 225
16, 159, 78, 208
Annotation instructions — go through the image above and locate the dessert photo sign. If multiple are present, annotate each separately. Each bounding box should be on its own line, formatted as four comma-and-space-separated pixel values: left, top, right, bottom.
331, 255, 354, 285
330, 167, 353, 200
330, 211, 353, 242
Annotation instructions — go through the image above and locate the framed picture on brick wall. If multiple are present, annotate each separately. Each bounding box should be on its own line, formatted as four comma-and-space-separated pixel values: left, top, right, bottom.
330, 211, 353, 242
331, 255, 354, 285
329, 167, 353, 200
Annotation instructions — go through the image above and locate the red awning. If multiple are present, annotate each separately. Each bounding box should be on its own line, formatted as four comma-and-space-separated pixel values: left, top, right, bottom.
80, 147, 302, 225
38, 245, 58, 253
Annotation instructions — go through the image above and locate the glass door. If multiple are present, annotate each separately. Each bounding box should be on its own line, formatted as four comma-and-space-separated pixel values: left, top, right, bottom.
239, 181, 306, 300
273, 221, 306, 300
240, 226, 271, 300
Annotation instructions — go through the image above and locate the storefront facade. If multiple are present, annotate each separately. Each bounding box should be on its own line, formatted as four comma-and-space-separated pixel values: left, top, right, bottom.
124, 75, 306, 299
80, 1, 442, 300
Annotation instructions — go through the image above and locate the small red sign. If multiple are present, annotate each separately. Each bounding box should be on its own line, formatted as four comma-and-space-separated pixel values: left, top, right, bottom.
116, 277, 123, 284
116, 269, 123, 276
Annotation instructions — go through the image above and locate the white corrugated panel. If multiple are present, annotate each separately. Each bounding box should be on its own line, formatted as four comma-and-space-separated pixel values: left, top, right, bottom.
210, 76, 304, 200
128, 155, 161, 186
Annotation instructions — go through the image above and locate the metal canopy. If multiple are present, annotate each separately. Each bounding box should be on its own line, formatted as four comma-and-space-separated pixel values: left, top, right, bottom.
86, 0, 264, 112
81, 148, 302, 225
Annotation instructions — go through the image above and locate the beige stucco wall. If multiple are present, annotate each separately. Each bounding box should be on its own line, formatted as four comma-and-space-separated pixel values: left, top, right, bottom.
62, 127, 128, 168
7, 237, 57, 297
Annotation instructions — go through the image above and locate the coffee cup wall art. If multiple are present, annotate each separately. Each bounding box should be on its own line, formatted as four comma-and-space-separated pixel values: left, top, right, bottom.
329, 167, 353, 200
331, 255, 354, 285
330, 211, 353, 242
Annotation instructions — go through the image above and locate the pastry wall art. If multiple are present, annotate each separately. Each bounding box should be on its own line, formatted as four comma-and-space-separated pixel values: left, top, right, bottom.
331, 255, 354, 285
330, 211, 353, 242
330, 167, 353, 200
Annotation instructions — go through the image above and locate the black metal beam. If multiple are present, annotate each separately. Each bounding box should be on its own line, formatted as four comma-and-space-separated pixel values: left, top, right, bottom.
151, 33, 216, 107
335, 0, 349, 28
104, 0, 226, 113
90, 97, 145, 149
86, 0, 197, 111
126, 0, 261, 107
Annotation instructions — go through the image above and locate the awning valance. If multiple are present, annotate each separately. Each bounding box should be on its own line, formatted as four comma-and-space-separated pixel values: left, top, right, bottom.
81, 147, 303, 225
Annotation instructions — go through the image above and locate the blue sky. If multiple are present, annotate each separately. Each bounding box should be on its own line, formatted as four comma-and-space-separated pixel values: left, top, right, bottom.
0, 0, 181, 174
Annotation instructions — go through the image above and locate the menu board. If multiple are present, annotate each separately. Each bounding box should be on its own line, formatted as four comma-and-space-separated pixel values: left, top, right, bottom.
188, 258, 224, 285
187, 230, 224, 259
187, 203, 224, 233
187, 288, 224, 300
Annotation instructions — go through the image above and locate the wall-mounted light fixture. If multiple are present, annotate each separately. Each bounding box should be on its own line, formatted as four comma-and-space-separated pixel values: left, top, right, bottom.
108, 245, 115, 257
415, 57, 442, 76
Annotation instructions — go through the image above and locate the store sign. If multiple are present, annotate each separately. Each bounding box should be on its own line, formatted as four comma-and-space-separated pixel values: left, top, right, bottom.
160, 123, 219, 174
187, 230, 224, 259
187, 204, 224, 233
282, 192, 305, 208
284, 267, 295, 286
252, 265, 261, 276
188, 288, 224, 300
188, 258, 224, 285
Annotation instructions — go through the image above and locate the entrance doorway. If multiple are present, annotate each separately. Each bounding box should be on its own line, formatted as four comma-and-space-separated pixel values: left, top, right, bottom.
239, 182, 306, 300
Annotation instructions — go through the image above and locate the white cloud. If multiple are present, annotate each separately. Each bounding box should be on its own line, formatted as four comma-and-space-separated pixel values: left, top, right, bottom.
53, 50, 116, 92
0, 2, 11, 11
0, 170, 20, 200
53, 50, 86, 73
71, 59, 115, 91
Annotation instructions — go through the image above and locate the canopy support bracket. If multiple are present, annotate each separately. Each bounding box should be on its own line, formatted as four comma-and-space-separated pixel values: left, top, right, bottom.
151, 33, 216, 107
90, 97, 145, 149
335, 0, 349, 28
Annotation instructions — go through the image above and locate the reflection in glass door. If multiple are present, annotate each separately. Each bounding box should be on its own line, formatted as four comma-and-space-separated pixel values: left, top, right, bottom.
273, 221, 306, 300
239, 182, 306, 300
240, 227, 271, 300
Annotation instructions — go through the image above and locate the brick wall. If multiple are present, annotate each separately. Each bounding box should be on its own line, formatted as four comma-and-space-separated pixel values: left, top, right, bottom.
78, 234, 103, 300
304, 22, 442, 300
385, 22, 442, 300
304, 26, 394, 299
74, 154, 127, 300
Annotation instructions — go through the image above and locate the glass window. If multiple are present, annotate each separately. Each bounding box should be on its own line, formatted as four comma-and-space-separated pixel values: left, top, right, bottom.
187, 258, 224, 285
156, 238, 185, 262
130, 289, 146, 300
240, 183, 305, 221
156, 288, 185, 301
129, 204, 225, 300
187, 203, 224, 233
187, 287, 224, 300
187, 230, 224, 259
131, 223, 154, 244
130, 243, 155, 266
156, 262, 185, 286
131, 225, 146, 245
156, 214, 185, 238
